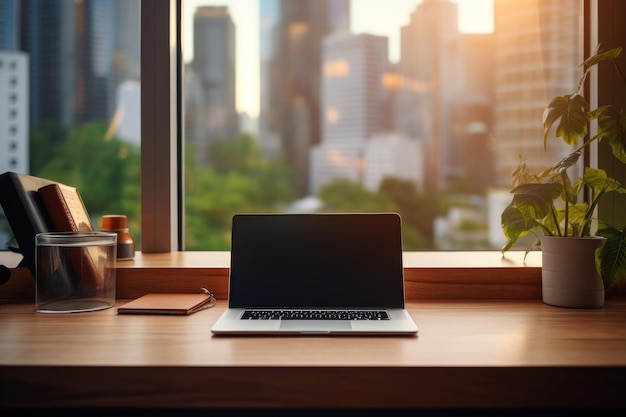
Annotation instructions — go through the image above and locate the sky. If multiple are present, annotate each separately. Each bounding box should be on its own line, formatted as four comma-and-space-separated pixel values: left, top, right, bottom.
183, 0, 494, 117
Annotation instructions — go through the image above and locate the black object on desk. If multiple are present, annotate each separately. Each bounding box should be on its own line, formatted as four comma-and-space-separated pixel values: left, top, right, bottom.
0, 171, 56, 280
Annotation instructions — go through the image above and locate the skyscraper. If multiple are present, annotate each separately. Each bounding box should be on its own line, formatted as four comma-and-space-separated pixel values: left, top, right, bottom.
190, 6, 239, 166
75, 0, 118, 124
492, 0, 582, 187
0, 51, 29, 175
396, 0, 461, 191
19, 0, 129, 129
0, 0, 19, 50
20, 0, 77, 128
114, 0, 140, 82
258, 0, 281, 158
320, 32, 389, 144
259, 0, 350, 196
451, 33, 495, 189
310, 32, 392, 193
0, 0, 28, 175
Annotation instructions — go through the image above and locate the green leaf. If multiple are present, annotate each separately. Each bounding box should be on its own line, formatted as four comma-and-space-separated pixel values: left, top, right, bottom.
501, 204, 525, 239
510, 182, 562, 222
501, 204, 540, 250
583, 47, 622, 72
596, 226, 626, 289
550, 151, 582, 175
597, 107, 626, 163
543, 151, 579, 203
554, 202, 589, 236
583, 167, 626, 194
542, 94, 589, 148
542, 96, 568, 136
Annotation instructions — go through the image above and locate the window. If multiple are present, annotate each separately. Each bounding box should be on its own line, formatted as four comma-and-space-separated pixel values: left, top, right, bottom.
1, 0, 624, 257
144, 0, 624, 249
0, 0, 141, 251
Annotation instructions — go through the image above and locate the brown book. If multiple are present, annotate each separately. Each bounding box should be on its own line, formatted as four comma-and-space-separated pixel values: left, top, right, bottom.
117, 293, 216, 315
38, 183, 94, 233
37, 183, 103, 289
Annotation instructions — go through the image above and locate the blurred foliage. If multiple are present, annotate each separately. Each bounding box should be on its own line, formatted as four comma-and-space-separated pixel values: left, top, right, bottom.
317, 177, 437, 249
29, 121, 142, 249
184, 134, 297, 250
4, 121, 447, 252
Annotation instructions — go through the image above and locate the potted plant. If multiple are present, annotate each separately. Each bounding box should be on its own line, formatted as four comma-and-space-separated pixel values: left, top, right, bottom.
501, 46, 626, 308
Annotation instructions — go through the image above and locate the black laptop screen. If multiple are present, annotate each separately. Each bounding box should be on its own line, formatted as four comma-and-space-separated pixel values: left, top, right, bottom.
228, 213, 406, 309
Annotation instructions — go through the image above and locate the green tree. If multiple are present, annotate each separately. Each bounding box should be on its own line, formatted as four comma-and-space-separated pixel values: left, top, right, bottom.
318, 178, 393, 212
379, 178, 436, 247
184, 136, 297, 250
210, 134, 296, 206
29, 120, 68, 173
317, 177, 436, 250
185, 168, 261, 250
212, 134, 263, 175
29, 121, 141, 248
253, 152, 297, 207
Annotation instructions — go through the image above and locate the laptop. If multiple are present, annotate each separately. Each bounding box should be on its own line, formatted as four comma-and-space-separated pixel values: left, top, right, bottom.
210, 213, 418, 336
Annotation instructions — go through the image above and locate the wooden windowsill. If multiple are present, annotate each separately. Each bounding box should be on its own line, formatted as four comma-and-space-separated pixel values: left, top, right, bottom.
2, 250, 545, 301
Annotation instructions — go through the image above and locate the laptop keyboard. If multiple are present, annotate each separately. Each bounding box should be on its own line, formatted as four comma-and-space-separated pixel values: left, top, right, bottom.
240, 310, 390, 320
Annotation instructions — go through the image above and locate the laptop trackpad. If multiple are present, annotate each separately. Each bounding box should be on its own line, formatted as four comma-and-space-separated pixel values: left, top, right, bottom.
280, 320, 352, 331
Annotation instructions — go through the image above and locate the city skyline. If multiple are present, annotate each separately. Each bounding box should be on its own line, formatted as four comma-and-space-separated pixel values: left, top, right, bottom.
183, 0, 494, 118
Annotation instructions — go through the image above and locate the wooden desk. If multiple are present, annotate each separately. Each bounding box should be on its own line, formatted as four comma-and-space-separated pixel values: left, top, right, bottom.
1, 299, 626, 410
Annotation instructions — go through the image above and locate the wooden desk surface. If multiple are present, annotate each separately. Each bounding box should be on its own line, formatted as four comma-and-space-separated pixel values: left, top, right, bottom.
1, 299, 626, 410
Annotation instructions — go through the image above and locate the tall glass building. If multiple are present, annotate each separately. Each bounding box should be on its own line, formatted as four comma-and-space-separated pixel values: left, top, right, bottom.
259, 0, 350, 196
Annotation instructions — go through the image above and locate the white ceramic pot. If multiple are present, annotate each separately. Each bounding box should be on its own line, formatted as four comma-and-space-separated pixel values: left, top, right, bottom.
540, 236, 606, 308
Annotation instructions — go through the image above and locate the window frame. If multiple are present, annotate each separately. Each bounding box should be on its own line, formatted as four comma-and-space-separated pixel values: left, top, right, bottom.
592, 0, 626, 229
141, 0, 182, 252
139, 0, 625, 254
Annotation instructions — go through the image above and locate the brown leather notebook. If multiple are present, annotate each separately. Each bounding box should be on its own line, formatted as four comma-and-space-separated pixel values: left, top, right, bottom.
117, 292, 216, 315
